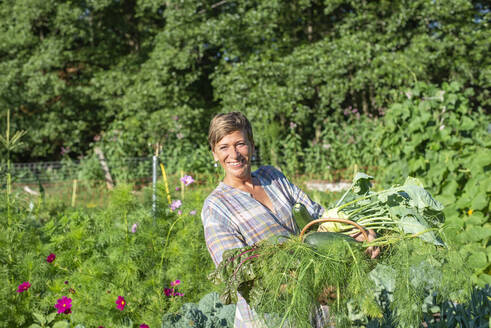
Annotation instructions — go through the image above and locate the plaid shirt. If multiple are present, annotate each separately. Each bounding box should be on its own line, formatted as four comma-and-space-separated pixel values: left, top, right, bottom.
201, 166, 326, 327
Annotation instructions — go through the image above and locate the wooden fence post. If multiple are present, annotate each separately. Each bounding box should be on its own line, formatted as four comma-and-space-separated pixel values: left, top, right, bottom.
71, 179, 77, 207
94, 147, 114, 190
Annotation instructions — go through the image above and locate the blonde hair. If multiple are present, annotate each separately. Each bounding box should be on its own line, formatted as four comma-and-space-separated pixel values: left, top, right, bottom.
208, 112, 254, 151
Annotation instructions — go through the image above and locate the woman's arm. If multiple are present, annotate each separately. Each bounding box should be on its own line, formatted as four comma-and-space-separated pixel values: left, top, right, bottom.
201, 202, 247, 267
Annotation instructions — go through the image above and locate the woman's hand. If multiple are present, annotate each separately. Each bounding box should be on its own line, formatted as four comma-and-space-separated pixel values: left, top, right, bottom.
350, 229, 380, 259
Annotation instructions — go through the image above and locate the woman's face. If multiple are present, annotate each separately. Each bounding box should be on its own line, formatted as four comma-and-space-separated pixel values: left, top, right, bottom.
213, 130, 254, 181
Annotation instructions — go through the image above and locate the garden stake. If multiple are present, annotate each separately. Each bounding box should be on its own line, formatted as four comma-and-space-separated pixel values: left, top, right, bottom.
159, 163, 172, 205
152, 154, 158, 218
71, 179, 77, 207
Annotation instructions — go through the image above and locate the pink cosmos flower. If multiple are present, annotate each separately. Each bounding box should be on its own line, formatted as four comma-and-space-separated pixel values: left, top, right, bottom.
17, 281, 31, 293
54, 296, 72, 314
131, 223, 138, 233
180, 175, 195, 186
189, 210, 197, 216
46, 253, 56, 263
170, 279, 181, 287
170, 200, 182, 211
164, 288, 184, 297
164, 288, 173, 297
116, 296, 126, 311
140, 324, 149, 328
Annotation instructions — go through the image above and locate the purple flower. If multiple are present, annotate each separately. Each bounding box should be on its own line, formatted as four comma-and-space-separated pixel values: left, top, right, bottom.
170, 200, 182, 211
140, 324, 149, 328
178, 210, 182, 215
64, 281, 69, 285
17, 281, 31, 293
170, 279, 181, 287
131, 223, 138, 233
164, 288, 174, 297
116, 296, 126, 311
54, 296, 72, 314
47, 253, 56, 263
189, 210, 197, 216
175, 187, 180, 191
180, 175, 195, 186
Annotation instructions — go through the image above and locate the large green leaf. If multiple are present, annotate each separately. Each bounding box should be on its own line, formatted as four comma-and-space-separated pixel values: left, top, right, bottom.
399, 184, 444, 212
398, 216, 443, 246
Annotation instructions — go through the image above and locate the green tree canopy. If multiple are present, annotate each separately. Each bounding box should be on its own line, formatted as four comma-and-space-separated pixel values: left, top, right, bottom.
0, 0, 489, 163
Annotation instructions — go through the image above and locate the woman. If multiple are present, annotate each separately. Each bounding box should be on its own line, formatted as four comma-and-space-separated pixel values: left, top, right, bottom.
201, 112, 376, 327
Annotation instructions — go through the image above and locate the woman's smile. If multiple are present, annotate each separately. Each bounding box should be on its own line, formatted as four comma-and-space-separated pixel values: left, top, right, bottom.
213, 130, 254, 183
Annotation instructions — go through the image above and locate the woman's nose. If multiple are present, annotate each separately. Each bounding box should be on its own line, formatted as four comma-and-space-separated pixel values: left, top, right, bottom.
229, 147, 241, 157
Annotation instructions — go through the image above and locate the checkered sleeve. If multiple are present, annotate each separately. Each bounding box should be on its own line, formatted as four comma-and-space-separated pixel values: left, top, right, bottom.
201, 199, 247, 267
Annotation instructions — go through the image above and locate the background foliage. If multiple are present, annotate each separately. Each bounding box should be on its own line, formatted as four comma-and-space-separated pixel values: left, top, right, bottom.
0, 0, 489, 165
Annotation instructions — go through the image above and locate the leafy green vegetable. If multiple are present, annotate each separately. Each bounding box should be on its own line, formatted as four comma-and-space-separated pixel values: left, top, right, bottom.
320, 173, 445, 246
161, 292, 235, 328
210, 173, 476, 327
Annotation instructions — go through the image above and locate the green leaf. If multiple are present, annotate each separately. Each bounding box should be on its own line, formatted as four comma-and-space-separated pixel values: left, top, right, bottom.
459, 116, 477, 131
477, 273, 491, 286
465, 226, 491, 242
466, 212, 487, 226
369, 264, 396, 297
399, 184, 444, 212
352, 173, 373, 194
467, 251, 488, 270
27, 325, 42, 328
32, 313, 45, 325
471, 193, 488, 211
398, 216, 443, 245
52, 321, 70, 328
46, 312, 57, 324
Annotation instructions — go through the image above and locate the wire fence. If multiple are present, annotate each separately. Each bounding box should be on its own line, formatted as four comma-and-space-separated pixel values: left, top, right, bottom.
3, 157, 153, 183
2, 155, 373, 208
1, 157, 161, 208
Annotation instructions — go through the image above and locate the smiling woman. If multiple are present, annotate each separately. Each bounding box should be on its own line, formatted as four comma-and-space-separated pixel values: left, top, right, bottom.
201, 112, 329, 327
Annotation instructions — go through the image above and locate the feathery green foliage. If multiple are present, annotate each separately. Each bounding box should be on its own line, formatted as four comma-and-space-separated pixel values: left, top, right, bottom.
0, 181, 215, 327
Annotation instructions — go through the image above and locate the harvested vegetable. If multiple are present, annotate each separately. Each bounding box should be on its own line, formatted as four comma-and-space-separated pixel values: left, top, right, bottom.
319, 173, 445, 246
209, 173, 474, 328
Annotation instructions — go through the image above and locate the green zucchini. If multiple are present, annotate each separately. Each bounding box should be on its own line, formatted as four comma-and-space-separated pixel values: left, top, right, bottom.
303, 231, 357, 252
292, 203, 312, 231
